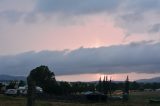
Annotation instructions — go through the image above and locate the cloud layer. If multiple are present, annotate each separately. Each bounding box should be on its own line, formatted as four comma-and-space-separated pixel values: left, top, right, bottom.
35, 0, 121, 15
1, 0, 160, 35
0, 42, 160, 76
1, 0, 160, 55
0, 0, 160, 76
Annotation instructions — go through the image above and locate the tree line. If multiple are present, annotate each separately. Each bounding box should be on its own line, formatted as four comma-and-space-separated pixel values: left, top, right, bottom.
27, 65, 130, 106
0, 65, 159, 106
26, 65, 131, 96
1, 66, 160, 95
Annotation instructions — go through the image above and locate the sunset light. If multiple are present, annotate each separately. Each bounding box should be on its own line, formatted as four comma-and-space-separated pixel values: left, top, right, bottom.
1, 1, 160, 105
0, 0, 160, 82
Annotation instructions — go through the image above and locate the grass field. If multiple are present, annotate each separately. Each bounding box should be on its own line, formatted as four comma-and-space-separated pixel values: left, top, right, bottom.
0, 92, 160, 106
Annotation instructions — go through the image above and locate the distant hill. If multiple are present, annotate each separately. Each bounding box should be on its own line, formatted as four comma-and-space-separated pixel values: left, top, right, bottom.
0, 75, 26, 81
136, 77, 160, 83
0, 74, 159, 83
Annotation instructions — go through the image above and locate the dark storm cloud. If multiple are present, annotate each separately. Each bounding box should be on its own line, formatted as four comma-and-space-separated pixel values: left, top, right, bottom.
28, 0, 160, 36
0, 42, 160, 76
35, 0, 121, 15
0, 0, 122, 23
34, 0, 160, 15
1, 0, 160, 35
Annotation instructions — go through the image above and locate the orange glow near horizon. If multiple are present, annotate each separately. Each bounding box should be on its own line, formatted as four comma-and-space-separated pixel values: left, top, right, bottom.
56, 72, 160, 82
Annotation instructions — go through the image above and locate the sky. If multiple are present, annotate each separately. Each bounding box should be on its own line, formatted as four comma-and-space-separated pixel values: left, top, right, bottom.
0, 0, 160, 81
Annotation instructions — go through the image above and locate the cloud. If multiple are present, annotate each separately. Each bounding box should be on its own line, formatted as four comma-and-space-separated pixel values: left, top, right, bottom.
1, 1, 160, 58
0, 41, 160, 76
149, 23, 160, 33
0, 11, 24, 23
114, 0, 160, 35
1, 0, 160, 36
0, 0, 123, 24
35, 0, 121, 15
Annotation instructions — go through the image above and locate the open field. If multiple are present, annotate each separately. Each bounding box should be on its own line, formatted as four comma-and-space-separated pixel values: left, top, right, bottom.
0, 92, 160, 106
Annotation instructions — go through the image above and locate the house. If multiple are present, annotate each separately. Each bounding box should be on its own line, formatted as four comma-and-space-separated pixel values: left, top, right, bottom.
17, 86, 43, 95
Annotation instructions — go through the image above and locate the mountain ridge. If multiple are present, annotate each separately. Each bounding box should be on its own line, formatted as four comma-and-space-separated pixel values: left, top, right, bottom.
0, 74, 26, 81
136, 77, 160, 83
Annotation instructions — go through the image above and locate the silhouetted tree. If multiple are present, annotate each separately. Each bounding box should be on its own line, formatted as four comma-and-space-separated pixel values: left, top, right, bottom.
123, 76, 129, 101
109, 78, 112, 96
59, 81, 71, 95
130, 81, 140, 90
97, 75, 110, 95
102, 76, 106, 93
6, 81, 17, 89
18, 80, 26, 87
27, 65, 57, 106
27, 76, 36, 106
124, 76, 129, 94
27, 65, 58, 94
97, 77, 102, 92
104, 76, 109, 95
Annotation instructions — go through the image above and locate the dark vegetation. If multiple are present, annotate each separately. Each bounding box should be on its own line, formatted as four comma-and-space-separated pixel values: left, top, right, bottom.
26, 66, 130, 96
0, 65, 160, 106
24, 66, 160, 95
0, 66, 160, 95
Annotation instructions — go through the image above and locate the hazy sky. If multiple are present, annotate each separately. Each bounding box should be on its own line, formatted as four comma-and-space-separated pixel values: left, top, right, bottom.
0, 0, 160, 81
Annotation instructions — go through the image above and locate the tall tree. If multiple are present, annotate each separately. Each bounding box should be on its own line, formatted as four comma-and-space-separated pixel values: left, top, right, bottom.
28, 65, 57, 93
109, 77, 112, 96
97, 77, 102, 92
27, 76, 36, 106
27, 65, 57, 106
102, 76, 106, 93
104, 76, 109, 95
124, 76, 129, 94
123, 76, 130, 101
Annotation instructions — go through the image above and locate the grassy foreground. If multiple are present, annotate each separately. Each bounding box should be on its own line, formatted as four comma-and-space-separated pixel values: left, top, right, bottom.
0, 92, 160, 106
